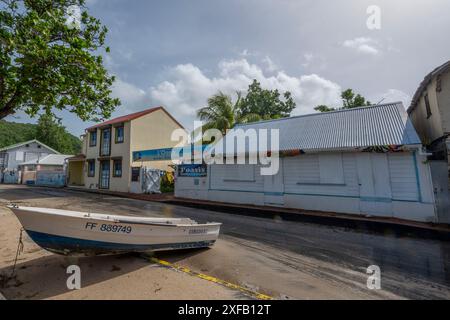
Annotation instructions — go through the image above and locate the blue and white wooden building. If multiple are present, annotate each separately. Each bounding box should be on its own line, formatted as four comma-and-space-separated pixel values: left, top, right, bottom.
0, 139, 60, 184
175, 102, 437, 223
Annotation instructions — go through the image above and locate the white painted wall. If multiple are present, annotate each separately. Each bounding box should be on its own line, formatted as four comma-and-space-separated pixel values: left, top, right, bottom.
175, 151, 437, 222
2, 142, 56, 171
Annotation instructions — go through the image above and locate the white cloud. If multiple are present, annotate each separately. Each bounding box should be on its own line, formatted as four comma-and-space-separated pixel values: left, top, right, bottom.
342, 37, 380, 55
370, 89, 411, 108
240, 49, 250, 57
149, 58, 342, 122
262, 56, 279, 72
302, 53, 314, 67
109, 58, 342, 129
110, 78, 148, 117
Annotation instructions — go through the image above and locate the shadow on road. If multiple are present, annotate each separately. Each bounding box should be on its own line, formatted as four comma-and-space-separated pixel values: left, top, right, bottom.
0, 253, 148, 299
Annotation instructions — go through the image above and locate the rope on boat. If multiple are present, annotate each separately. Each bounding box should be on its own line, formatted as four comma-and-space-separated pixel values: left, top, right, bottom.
10, 228, 24, 278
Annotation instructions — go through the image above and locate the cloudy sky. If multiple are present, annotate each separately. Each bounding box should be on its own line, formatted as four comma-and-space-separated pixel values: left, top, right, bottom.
7, 0, 450, 135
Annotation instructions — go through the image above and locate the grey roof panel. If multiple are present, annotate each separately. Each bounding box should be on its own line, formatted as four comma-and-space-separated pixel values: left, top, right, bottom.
0, 139, 61, 154
20, 154, 73, 166
214, 102, 421, 154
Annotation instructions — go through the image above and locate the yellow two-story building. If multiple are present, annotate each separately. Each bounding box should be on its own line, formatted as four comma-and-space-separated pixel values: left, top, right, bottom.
67, 106, 184, 193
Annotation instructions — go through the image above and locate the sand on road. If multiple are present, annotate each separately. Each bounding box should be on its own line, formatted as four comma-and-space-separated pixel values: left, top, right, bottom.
0, 203, 244, 300
2, 185, 441, 300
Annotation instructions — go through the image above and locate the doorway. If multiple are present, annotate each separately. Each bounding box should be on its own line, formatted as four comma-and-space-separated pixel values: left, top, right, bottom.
263, 161, 284, 206
356, 153, 393, 216
99, 160, 110, 189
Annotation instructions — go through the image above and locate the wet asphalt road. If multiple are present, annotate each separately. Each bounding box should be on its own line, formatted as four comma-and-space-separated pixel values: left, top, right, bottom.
1, 185, 450, 299
137, 199, 450, 299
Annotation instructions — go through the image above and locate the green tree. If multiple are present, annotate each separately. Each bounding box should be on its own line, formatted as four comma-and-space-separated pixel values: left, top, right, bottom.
0, 119, 37, 147
197, 80, 296, 136
239, 80, 296, 119
314, 89, 371, 112
35, 113, 81, 154
196, 91, 262, 135
341, 89, 371, 109
0, 0, 120, 120
314, 105, 336, 113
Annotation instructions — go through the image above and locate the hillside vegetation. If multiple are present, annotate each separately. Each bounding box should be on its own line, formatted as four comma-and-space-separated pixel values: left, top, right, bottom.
0, 120, 81, 155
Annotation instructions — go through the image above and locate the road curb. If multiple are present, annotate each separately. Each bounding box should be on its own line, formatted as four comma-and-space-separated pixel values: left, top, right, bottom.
166, 199, 450, 241
147, 256, 272, 300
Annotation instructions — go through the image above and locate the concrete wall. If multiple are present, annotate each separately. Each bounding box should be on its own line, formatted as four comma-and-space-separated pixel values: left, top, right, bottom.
436, 70, 450, 135
409, 78, 444, 145
409, 70, 450, 145
67, 161, 84, 186
22, 171, 36, 184
130, 108, 182, 171
35, 171, 66, 187
84, 130, 100, 189
82, 108, 183, 193
175, 151, 437, 223
109, 122, 132, 193
83, 122, 132, 192
409, 69, 450, 191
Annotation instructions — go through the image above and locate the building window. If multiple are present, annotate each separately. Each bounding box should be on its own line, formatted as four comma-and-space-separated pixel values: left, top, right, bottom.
113, 159, 122, 177
318, 154, 344, 185
295, 155, 320, 184
424, 94, 432, 119
15, 151, 24, 161
115, 126, 124, 143
100, 128, 111, 156
436, 75, 442, 92
131, 167, 140, 182
87, 160, 95, 177
89, 131, 97, 147
223, 165, 255, 182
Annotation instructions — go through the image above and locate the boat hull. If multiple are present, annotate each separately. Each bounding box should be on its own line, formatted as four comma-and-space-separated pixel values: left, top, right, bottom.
9, 206, 221, 256
25, 230, 216, 256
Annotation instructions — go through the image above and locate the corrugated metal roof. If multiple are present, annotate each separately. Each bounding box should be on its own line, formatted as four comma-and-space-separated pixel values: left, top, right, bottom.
213, 102, 421, 154
0, 139, 60, 154
21, 154, 73, 166
86, 106, 184, 131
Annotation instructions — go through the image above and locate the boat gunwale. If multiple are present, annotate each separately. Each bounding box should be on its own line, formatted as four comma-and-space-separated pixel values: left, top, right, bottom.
8, 205, 222, 228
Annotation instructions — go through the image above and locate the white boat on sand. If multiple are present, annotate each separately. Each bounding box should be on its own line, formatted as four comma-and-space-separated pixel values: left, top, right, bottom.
8, 205, 221, 256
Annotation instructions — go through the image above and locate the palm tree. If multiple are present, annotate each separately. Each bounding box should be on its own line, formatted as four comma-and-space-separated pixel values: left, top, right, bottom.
196, 91, 262, 136
197, 92, 236, 135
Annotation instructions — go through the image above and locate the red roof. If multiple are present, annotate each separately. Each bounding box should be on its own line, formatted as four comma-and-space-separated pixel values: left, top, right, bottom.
86, 106, 184, 130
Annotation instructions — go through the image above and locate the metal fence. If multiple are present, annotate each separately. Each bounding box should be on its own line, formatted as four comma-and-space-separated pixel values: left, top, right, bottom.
1, 171, 20, 184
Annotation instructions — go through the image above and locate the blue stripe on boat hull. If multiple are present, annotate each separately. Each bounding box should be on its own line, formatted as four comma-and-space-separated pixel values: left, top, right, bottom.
25, 230, 215, 256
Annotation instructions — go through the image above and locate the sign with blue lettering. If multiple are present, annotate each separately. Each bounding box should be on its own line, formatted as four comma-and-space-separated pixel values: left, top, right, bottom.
133, 145, 208, 162
133, 148, 173, 161
178, 164, 207, 177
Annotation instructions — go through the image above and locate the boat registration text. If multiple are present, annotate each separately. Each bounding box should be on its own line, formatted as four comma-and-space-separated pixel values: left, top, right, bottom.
85, 222, 132, 234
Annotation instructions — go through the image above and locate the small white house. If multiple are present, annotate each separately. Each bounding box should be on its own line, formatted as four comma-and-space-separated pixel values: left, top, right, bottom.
0, 139, 60, 184
175, 102, 438, 223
